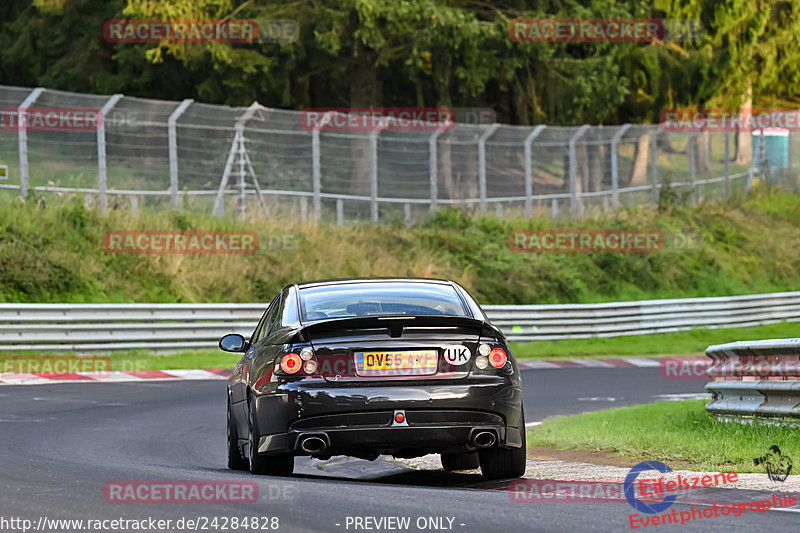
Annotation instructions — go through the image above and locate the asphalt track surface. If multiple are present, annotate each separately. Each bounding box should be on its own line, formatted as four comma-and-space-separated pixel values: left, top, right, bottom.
1, 367, 797, 533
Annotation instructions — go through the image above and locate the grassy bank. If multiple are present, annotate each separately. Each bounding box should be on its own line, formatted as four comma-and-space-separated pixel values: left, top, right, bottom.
527, 400, 800, 472
1, 184, 800, 304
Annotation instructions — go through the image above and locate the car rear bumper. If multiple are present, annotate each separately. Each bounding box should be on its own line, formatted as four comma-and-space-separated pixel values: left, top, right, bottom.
251, 377, 523, 456
258, 410, 522, 456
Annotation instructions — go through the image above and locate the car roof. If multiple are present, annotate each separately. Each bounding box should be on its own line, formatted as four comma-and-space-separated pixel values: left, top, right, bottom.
295, 277, 457, 290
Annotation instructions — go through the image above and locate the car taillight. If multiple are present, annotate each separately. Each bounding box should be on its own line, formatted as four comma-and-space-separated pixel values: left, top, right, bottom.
281, 353, 302, 374
489, 348, 507, 368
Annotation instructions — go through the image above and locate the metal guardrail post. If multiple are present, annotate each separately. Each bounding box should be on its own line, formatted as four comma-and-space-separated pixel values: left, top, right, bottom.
524, 125, 546, 218
478, 123, 501, 213
568, 125, 589, 217
610, 124, 631, 209
168, 99, 193, 209
17, 87, 45, 200
705, 338, 800, 423
97, 94, 123, 214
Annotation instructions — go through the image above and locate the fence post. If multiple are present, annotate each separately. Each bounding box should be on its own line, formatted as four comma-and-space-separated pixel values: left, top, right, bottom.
724, 132, 731, 196
568, 125, 589, 217
369, 118, 392, 223
688, 133, 696, 205
336, 198, 344, 226
17, 87, 45, 200
524, 125, 546, 219
610, 124, 631, 209
312, 129, 321, 220
311, 111, 335, 222
168, 99, 193, 209
478, 123, 500, 213
97, 94, 123, 215
428, 128, 445, 213
650, 129, 659, 205
789, 130, 794, 187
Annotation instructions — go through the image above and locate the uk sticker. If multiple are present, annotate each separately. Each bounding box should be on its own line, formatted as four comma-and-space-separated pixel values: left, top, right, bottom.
443, 345, 471, 365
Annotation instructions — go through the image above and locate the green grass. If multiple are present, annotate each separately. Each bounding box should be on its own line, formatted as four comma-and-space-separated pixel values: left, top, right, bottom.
527, 400, 800, 472
2, 183, 800, 306
511, 321, 800, 359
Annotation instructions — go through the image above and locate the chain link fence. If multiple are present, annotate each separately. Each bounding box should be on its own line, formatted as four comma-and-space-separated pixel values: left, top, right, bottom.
1, 84, 796, 224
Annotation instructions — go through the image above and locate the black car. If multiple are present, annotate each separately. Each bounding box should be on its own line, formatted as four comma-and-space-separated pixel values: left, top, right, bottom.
221, 278, 525, 479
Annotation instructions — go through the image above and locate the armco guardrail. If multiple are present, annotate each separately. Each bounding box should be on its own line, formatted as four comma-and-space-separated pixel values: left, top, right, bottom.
2, 291, 800, 352
705, 339, 800, 421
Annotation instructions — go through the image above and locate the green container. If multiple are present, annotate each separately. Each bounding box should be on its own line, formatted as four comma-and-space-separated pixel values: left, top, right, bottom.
753, 129, 789, 172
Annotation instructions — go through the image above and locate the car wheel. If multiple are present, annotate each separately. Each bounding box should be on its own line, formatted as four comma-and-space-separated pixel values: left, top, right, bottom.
227, 396, 248, 470
248, 392, 294, 476
478, 423, 527, 480
441, 452, 479, 471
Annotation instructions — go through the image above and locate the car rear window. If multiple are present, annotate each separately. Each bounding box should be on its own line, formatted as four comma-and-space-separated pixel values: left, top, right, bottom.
298, 282, 468, 322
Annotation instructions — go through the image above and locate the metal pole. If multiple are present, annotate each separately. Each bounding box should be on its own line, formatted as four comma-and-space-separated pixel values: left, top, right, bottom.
168, 99, 193, 209
312, 129, 321, 220
568, 125, 590, 216
724, 132, 731, 196
97, 94, 123, 215
478, 123, 500, 213
312, 111, 334, 221
524, 125, 546, 218
237, 134, 246, 220
369, 117, 391, 223
688, 133, 696, 205
610, 124, 631, 209
428, 128, 445, 213
650, 129, 659, 204
213, 131, 239, 217
17, 88, 44, 200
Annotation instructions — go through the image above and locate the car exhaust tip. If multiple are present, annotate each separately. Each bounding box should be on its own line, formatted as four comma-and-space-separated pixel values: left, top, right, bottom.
473, 431, 496, 449
299, 436, 327, 454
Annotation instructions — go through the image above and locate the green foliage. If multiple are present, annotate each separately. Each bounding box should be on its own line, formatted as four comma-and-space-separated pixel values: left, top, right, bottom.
6, 0, 798, 123
528, 400, 800, 472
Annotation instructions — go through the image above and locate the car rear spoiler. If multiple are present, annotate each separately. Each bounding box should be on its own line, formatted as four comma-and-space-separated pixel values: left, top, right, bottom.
294, 315, 500, 341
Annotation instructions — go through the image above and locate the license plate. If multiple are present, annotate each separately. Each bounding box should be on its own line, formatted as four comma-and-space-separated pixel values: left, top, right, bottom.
355, 350, 438, 376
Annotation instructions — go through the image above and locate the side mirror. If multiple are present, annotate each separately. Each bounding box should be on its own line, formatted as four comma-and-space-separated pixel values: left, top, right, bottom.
219, 333, 247, 353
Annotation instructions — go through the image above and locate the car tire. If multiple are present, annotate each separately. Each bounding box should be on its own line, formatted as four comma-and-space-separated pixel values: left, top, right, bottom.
248, 393, 294, 476
478, 424, 527, 480
441, 452, 480, 471
227, 396, 248, 470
